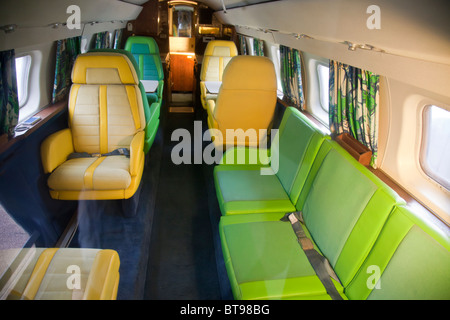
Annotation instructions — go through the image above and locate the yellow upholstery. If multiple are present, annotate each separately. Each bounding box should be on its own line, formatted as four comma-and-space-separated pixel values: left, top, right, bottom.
206, 55, 277, 150
200, 40, 238, 109
41, 53, 146, 200
7, 248, 120, 300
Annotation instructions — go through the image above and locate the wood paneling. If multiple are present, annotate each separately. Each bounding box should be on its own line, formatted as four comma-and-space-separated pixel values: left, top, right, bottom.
170, 54, 195, 92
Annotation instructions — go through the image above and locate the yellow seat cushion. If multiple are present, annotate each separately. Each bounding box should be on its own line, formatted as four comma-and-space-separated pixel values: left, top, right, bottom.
47, 156, 132, 191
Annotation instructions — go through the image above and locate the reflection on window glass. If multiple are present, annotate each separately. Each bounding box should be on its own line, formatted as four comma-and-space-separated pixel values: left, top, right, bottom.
174, 6, 193, 37
421, 105, 450, 190
0, 205, 30, 283
15, 55, 31, 108
317, 64, 329, 113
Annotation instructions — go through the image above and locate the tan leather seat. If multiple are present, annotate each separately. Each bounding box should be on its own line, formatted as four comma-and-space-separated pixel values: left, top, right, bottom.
206, 55, 277, 150
41, 52, 146, 200
200, 40, 238, 109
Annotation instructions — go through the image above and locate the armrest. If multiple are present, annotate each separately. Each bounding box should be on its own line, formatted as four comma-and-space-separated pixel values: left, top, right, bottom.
40, 128, 74, 174
206, 99, 216, 120
83, 249, 120, 300
129, 131, 145, 176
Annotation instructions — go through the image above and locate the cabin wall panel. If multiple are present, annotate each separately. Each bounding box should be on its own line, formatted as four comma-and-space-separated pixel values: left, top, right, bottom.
0, 110, 76, 247
380, 78, 450, 224
217, 0, 450, 65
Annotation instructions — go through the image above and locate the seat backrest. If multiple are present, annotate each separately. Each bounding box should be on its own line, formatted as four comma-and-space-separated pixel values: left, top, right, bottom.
271, 107, 326, 204
346, 205, 450, 300
69, 52, 146, 154
298, 139, 405, 287
124, 36, 163, 81
213, 56, 277, 146
200, 40, 238, 82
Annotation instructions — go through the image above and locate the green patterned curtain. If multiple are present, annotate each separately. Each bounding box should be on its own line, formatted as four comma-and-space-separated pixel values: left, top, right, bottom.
113, 29, 123, 49
94, 31, 111, 49
279, 45, 304, 109
329, 60, 379, 168
238, 34, 248, 55
52, 36, 81, 103
253, 38, 265, 56
0, 49, 19, 138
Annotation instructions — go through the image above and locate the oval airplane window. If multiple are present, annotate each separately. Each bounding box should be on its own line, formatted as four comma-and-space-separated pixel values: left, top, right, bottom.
420, 105, 450, 190
15, 55, 31, 108
317, 64, 329, 113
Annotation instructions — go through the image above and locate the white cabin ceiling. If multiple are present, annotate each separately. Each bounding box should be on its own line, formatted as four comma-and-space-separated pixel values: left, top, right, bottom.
199, 0, 277, 11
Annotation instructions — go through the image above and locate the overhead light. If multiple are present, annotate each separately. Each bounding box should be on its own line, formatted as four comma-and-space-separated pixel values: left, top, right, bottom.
1, 24, 17, 33
294, 33, 313, 40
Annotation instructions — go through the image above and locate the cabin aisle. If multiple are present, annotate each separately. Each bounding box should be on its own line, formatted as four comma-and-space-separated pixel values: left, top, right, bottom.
144, 107, 221, 299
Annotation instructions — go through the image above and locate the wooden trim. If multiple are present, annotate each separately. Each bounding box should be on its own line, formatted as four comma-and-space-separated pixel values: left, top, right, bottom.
0, 101, 67, 155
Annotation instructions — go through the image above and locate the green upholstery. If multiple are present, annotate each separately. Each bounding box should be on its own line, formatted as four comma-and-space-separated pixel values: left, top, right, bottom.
124, 36, 164, 103
220, 213, 346, 300
124, 37, 164, 153
214, 107, 326, 215
216, 107, 450, 300
219, 139, 405, 299
346, 205, 450, 300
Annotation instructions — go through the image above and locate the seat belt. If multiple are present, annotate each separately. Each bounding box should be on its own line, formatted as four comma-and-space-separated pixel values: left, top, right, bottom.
281, 211, 343, 300
67, 148, 130, 160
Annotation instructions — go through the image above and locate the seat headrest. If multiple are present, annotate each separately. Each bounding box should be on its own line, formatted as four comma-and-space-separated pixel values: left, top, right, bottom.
71, 52, 139, 85
125, 36, 160, 55
204, 40, 238, 57
221, 56, 276, 91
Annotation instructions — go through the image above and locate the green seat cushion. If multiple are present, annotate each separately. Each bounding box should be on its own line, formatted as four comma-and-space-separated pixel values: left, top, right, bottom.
219, 213, 346, 300
346, 205, 450, 300
214, 165, 295, 215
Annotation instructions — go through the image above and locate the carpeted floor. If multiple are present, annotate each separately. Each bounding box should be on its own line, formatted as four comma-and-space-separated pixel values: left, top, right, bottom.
143, 108, 221, 300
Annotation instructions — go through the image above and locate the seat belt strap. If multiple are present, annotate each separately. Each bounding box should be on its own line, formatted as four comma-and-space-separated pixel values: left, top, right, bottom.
67, 148, 130, 160
281, 211, 343, 300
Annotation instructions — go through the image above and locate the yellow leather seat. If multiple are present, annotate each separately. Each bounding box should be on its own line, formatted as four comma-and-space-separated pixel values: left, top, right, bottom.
7, 248, 120, 300
206, 55, 277, 150
41, 52, 146, 200
200, 40, 238, 109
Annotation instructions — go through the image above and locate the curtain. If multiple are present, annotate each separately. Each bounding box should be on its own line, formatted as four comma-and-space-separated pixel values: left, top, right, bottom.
253, 38, 265, 56
52, 36, 81, 103
329, 60, 379, 168
0, 49, 19, 138
113, 29, 123, 49
279, 45, 304, 109
94, 31, 111, 49
238, 34, 248, 55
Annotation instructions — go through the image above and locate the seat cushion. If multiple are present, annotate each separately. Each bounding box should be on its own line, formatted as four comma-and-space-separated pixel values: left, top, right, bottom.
219, 213, 345, 300
214, 165, 295, 215
47, 156, 131, 191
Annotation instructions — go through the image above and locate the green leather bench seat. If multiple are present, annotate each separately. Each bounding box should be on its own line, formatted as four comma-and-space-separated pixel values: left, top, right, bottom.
214, 107, 326, 215
219, 139, 406, 299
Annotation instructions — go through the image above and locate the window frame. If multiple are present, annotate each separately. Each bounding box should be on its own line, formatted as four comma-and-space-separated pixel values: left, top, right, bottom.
317, 63, 329, 114
15, 54, 32, 108
419, 104, 450, 191
302, 52, 330, 129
